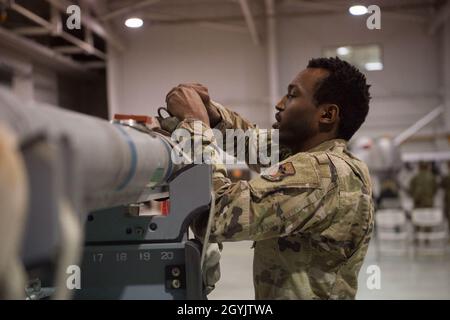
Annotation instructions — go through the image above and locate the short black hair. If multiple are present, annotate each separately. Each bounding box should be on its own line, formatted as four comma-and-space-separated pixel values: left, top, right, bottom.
307, 57, 371, 140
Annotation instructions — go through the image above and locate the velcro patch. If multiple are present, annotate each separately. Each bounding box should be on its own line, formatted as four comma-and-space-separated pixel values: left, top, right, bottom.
262, 162, 296, 182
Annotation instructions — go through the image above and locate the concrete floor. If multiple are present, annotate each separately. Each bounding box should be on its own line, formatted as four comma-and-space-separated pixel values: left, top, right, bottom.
209, 240, 450, 300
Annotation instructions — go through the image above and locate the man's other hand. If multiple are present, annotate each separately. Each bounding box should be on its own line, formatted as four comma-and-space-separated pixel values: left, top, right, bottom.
203, 243, 221, 295
166, 86, 209, 125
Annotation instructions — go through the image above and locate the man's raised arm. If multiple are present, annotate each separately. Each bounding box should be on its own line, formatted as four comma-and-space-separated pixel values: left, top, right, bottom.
167, 83, 290, 172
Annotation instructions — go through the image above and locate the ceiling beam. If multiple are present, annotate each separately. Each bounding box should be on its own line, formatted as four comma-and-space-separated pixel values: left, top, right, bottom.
100, 0, 161, 21
44, 0, 125, 51
59, 30, 106, 59
284, 0, 343, 12
195, 21, 249, 33
13, 27, 49, 36
142, 11, 248, 33
4, 1, 106, 60
83, 61, 106, 69
50, 3, 63, 36
0, 26, 92, 76
238, 0, 260, 45
101, 0, 247, 34
54, 46, 85, 54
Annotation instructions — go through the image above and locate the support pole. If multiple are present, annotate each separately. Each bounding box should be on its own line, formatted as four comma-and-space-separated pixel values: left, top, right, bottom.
265, 0, 279, 124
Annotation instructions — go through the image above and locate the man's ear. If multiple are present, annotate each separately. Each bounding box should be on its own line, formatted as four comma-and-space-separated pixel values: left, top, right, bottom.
318, 104, 339, 124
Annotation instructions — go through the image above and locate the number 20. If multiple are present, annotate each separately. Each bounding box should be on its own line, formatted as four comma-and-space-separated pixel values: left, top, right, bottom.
161, 251, 173, 260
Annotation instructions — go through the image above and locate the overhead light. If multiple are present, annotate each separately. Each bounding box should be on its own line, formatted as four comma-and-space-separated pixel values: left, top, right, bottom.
349, 5, 368, 16
337, 47, 350, 56
365, 62, 383, 71
125, 17, 143, 28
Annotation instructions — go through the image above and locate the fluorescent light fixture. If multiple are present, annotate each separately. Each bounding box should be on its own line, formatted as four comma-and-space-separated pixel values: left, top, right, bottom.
125, 17, 143, 28
349, 5, 368, 15
365, 62, 383, 71
337, 47, 350, 55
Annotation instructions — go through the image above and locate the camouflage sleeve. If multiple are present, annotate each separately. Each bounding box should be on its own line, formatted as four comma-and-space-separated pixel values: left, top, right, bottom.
174, 119, 336, 242
210, 100, 256, 133
209, 100, 291, 171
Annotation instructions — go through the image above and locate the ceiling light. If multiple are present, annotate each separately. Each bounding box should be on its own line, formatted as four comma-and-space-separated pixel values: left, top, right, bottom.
349, 5, 368, 16
365, 62, 383, 71
125, 17, 143, 28
337, 47, 350, 55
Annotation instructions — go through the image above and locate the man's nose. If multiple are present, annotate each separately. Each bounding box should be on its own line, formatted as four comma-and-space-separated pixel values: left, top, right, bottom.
275, 96, 286, 111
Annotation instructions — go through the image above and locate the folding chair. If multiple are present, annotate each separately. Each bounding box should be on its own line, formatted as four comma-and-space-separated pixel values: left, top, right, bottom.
412, 208, 448, 256
375, 209, 410, 257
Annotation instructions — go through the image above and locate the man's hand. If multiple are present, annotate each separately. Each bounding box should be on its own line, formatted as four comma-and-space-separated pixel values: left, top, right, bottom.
166, 86, 209, 125
167, 83, 222, 127
202, 243, 221, 295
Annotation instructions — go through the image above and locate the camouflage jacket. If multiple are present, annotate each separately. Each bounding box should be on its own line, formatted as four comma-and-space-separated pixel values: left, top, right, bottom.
409, 171, 437, 208
173, 101, 374, 300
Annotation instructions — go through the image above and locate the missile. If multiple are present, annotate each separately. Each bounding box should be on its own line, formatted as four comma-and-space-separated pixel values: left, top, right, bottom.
0, 87, 176, 213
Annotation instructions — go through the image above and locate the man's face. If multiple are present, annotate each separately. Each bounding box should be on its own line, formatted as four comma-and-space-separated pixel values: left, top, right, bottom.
272, 68, 330, 148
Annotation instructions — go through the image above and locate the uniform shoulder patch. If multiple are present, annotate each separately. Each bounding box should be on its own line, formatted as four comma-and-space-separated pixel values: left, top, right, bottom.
261, 162, 296, 182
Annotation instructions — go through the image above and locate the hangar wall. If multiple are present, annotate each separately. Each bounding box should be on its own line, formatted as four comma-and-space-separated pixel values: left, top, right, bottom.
107, 24, 269, 127
278, 15, 443, 146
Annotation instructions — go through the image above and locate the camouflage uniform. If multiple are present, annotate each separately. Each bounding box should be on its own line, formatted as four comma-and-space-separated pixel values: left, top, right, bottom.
409, 170, 437, 208
172, 101, 374, 300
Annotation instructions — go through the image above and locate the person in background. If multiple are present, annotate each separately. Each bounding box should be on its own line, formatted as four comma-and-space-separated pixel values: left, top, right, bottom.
409, 162, 437, 209
377, 174, 400, 209
409, 162, 438, 246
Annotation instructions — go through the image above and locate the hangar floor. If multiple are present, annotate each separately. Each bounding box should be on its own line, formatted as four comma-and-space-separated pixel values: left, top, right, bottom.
209, 241, 450, 300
